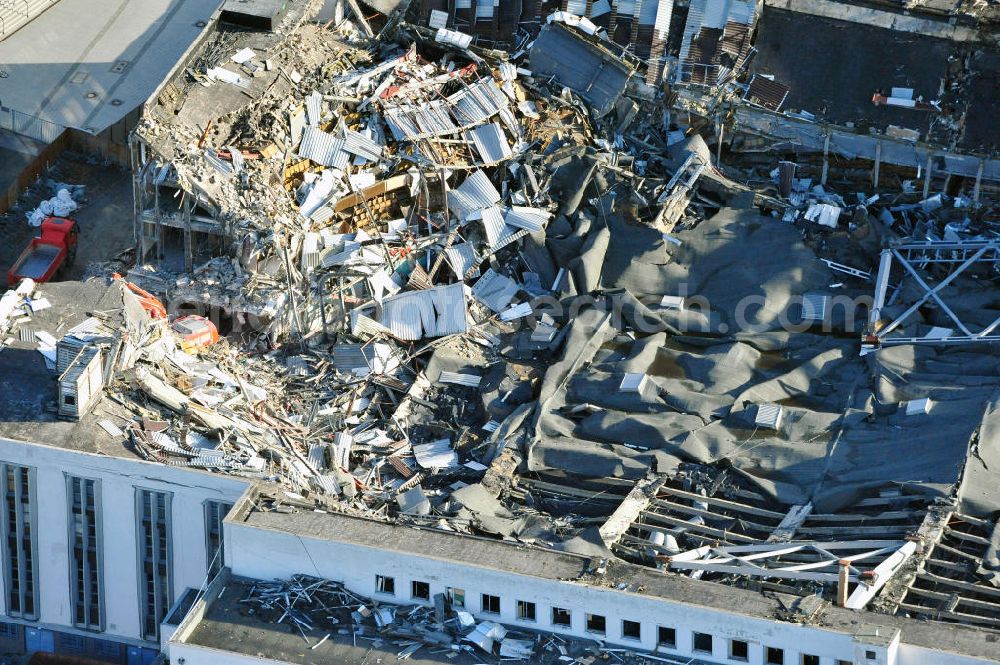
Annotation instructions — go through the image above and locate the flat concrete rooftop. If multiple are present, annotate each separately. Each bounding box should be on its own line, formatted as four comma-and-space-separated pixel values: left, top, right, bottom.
0, 279, 141, 458
0, 0, 221, 134
242, 505, 1000, 662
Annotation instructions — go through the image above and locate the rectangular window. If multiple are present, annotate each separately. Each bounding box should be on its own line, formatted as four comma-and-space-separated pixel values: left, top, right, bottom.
411, 580, 430, 600
68, 476, 103, 631
866, 652, 877, 661
516, 600, 535, 621
481, 594, 500, 614
837, 661, 853, 665
136, 489, 172, 641
552, 607, 571, 627
802, 656, 820, 665
766, 647, 785, 664
376, 575, 395, 595
2, 464, 38, 620
585, 613, 606, 634
730, 639, 749, 661
693, 632, 713, 654
203, 501, 231, 579
657, 626, 676, 648
448, 587, 465, 608
622, 619, 641, 640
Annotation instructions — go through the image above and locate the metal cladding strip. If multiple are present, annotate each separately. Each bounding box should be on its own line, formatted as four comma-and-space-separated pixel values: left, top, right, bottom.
429, 283, 469, 336
439, 371, 483, 387
306, 90, 323, 126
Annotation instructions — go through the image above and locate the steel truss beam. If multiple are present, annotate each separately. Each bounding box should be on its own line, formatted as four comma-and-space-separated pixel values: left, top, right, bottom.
865, 239, 1000, 348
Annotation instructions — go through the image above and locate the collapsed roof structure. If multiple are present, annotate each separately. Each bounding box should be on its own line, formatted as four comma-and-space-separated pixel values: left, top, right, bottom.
1, 0, 999, 659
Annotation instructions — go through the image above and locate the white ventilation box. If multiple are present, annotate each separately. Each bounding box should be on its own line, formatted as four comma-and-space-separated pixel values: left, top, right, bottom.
620, 373, 649, 393
905, 398, 933, 416
801, 293, 828, 322
755, 403, 784, 430
660, 295, 685, 310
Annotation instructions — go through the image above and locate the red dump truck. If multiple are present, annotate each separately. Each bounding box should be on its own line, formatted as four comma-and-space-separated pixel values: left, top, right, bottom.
6, 216, 79, 288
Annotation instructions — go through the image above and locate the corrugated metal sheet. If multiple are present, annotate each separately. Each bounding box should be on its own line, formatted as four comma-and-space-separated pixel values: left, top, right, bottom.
744, 74, 790, 112
382, 291, 435, 341
466, 122, 511, 163
448, 170, 502, 220
802, 293, 828, 322
300, 126, 349, 167
384, 107, 421, 140
529, 24, 633, 117
313, 475, 340, 495
430, 283, 469, 337
477, 206, 527, 250
652, 0, 674, 35
380, 283, 469, 340
479, 206, 508, 247
444, 242, 479, 278
332, 432, 353, 468
388, 455, 415, 479
566, 0, 586, 13
333, 344, 370, 373
638, 0, 660, 25
204, 148, 234, 176
450, 89, 492, 126
308, 444, 327, 470
471, 269, 519, 312
504, 206, 550, 231
342, 128, 383, 161
413, 438, 459, 468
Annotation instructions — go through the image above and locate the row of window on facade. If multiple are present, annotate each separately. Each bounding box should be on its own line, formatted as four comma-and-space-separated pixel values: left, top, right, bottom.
374, 574, 871, 665
0, 464, 231, 642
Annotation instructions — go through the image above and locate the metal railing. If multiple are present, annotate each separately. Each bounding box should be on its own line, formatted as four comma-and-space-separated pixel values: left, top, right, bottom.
0, 107, 64, 143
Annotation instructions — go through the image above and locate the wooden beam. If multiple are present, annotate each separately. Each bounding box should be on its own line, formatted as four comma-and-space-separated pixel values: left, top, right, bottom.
768, 503, 812, 542
600, 476, 667, 546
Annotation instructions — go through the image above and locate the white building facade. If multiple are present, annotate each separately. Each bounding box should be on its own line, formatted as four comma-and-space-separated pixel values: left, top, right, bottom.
0, 436, 249, 663
165, 494, 1000, 665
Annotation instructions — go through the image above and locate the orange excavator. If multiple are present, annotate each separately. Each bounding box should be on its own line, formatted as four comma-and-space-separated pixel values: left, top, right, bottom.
113, 273, 166, 319
112, 273, 219, 351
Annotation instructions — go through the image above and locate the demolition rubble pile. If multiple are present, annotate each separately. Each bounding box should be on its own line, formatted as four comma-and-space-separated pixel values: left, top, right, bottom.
120, 6, 997, 534
28, 2, 993, 617
220, 575, 686, 664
